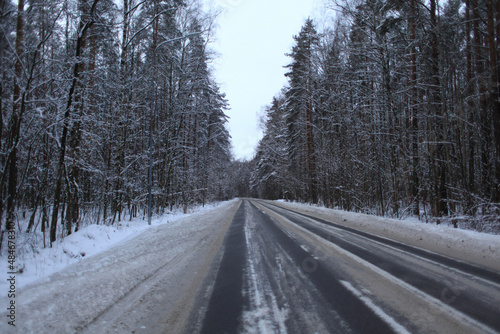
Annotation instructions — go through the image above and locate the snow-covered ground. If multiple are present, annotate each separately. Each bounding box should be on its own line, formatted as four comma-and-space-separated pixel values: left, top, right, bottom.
0, 200, 236, 294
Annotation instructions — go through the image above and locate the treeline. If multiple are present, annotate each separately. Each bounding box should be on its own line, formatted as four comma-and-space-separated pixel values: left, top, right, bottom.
251, 0, 500, 220
0, 0, 232, 245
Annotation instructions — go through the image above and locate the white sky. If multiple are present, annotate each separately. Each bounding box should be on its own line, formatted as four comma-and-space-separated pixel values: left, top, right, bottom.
202, 0, 323, 160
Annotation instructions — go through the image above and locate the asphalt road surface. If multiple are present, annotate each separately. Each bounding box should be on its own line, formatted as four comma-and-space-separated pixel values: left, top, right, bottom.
2, 199, 499, 334
187, 199, 500, 334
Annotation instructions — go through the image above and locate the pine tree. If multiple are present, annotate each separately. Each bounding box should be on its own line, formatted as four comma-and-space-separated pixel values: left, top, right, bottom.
284, 19, 320, 203
251, 95, 289, 199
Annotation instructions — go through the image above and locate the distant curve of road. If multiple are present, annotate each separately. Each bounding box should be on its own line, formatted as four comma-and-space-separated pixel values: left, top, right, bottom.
188, 199, 500, 334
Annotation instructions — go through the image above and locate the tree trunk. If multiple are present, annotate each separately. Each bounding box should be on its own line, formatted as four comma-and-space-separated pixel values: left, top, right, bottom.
306, 92, 317, 204
487, 0, 500, 201
465, 0, 476, 210
496, 0, 500, 203
26, 197, 39, 233
409, 0, 420, 217
430, 0, 448, 216
0, 0, 4, 226
5, 0, 24, 232
472, 0, 492, 201
50, 0, 99, 246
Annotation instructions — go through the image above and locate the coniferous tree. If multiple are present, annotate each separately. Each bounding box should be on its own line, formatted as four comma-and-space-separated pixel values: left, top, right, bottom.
284, 19, 320, 203
251, 95, 289, 199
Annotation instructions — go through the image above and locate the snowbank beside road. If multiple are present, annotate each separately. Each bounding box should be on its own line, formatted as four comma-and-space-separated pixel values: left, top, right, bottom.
268, 201, 500, 272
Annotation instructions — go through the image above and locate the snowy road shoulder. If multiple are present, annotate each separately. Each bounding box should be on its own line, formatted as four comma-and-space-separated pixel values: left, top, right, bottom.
0, 199, 240, 334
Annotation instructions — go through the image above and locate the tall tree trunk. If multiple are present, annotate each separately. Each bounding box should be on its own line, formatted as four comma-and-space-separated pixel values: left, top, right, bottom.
66, 119, 82, 236
0, 0, 4, 157
407, 0, 420, 217
496, 0, 500, 203
409, 0, 420, 217
66, 0, 89, 236
50, 0, 99, 246
465, 0, 476, 209
112, 0, 131, 225
430, 0, 448, 216
0, 8, 4, 229
306, 87, 317, 204
472, 0, 492, 201
5, 0, 24, 232
487, 0, 500, 201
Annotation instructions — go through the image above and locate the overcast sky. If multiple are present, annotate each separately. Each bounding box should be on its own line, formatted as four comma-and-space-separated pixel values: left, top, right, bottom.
202, 0, 323, 160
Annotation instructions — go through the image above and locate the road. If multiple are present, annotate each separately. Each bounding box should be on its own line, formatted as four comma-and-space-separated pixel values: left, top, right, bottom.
188, 199, 500, 334
1, 199, 498, 333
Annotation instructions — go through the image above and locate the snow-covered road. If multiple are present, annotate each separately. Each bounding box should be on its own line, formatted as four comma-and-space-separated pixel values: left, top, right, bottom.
1, 198, 499, 333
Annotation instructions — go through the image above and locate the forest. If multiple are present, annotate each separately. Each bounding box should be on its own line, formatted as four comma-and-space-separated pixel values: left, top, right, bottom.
250, 0, 500, 224
1, 0, 499, 250
0, 0, 233, 246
